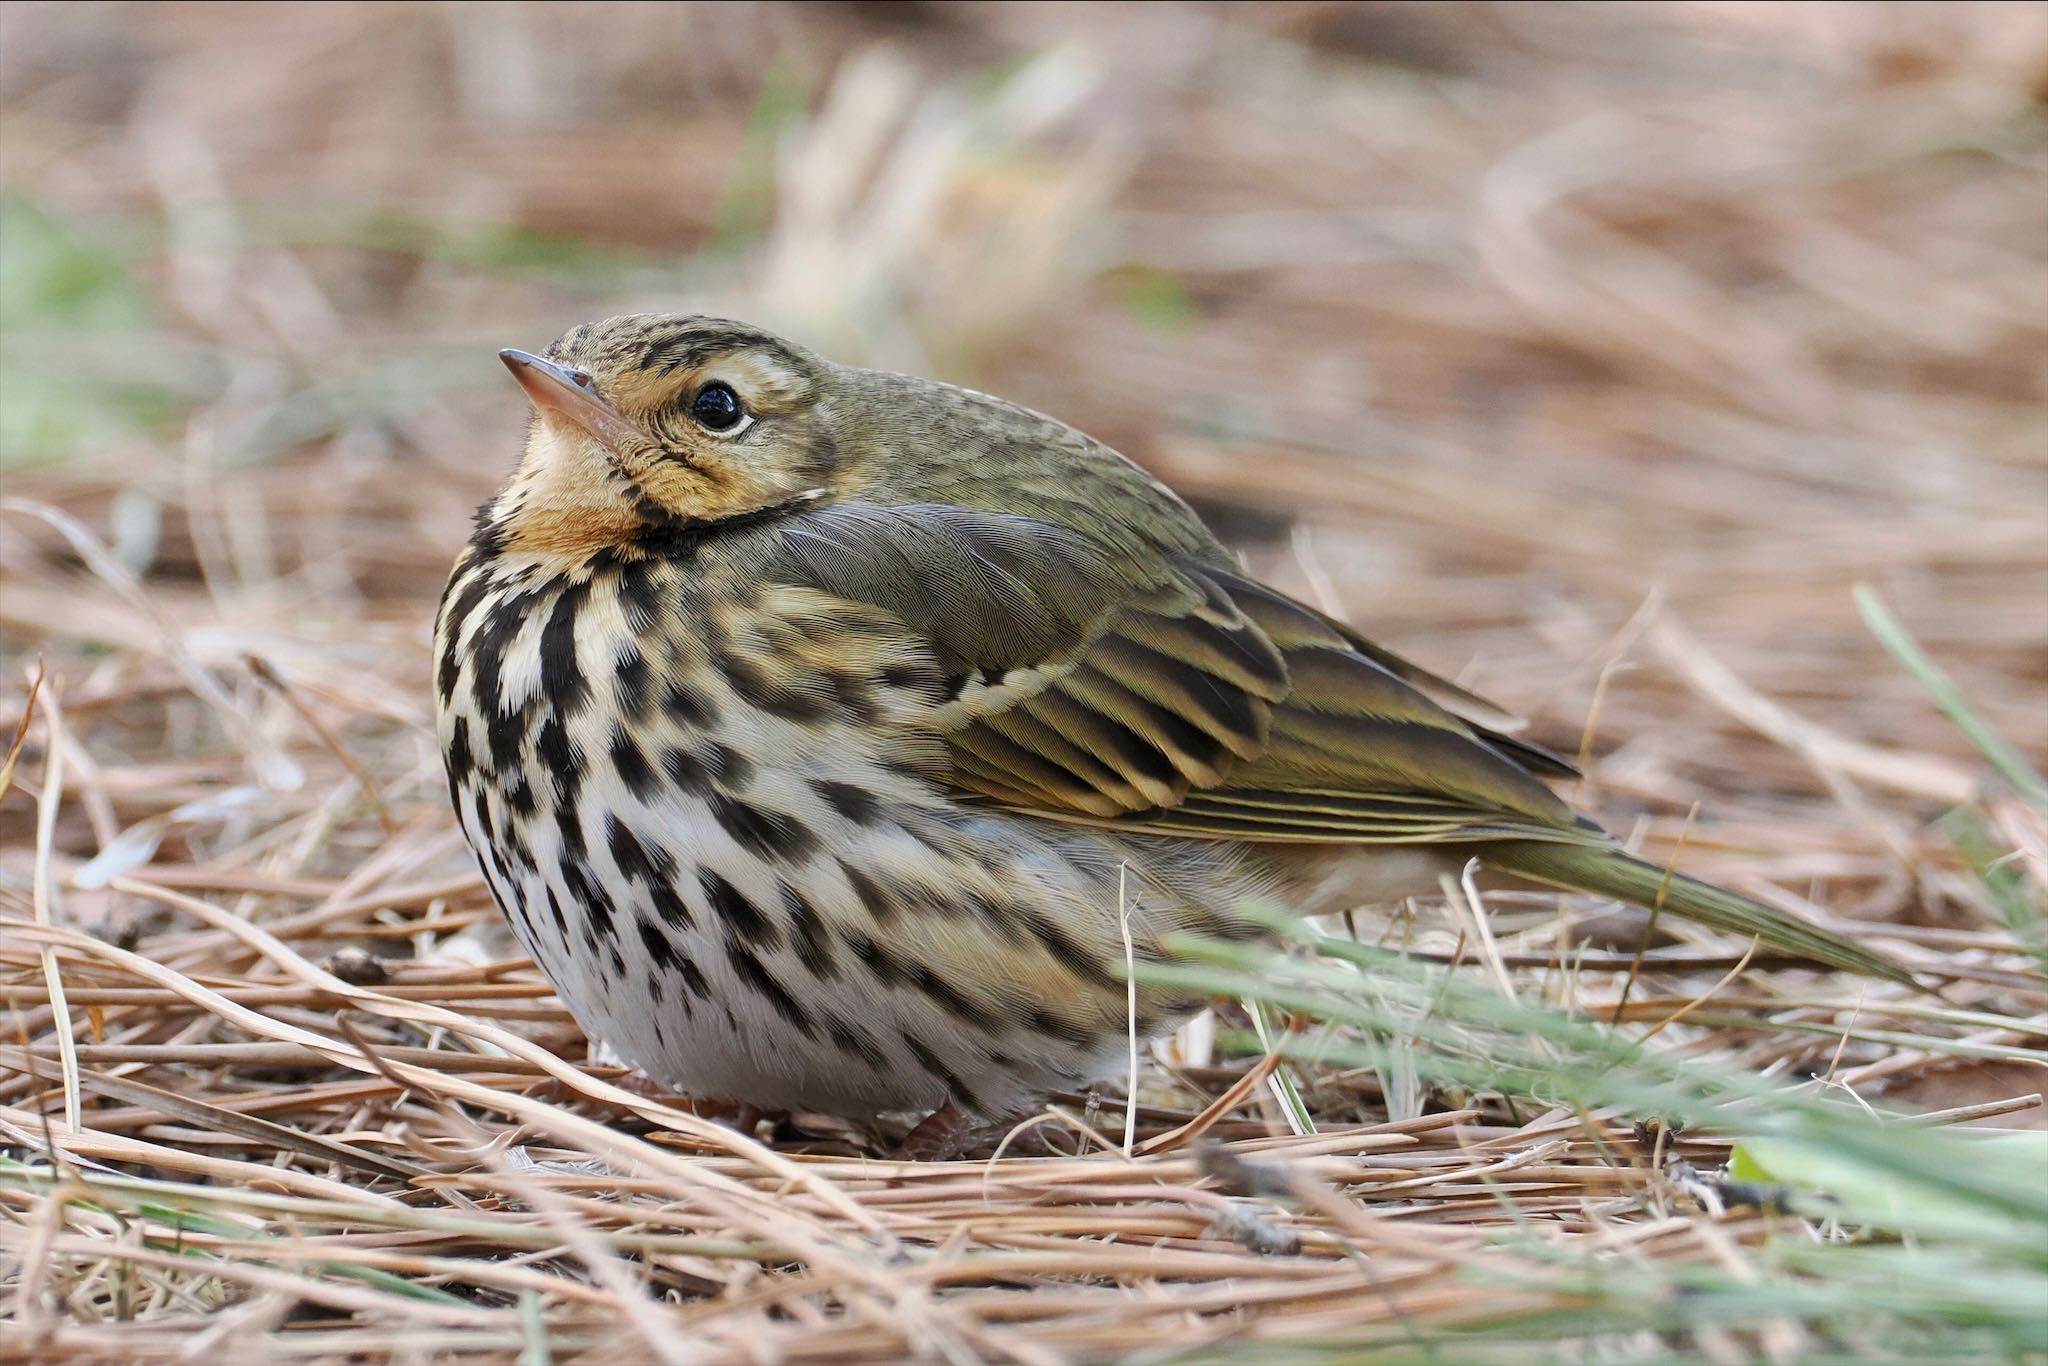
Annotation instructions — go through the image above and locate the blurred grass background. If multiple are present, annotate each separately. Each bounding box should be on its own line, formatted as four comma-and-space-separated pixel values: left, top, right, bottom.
2, 4, 2046, 1359
4, 1, 2040, 780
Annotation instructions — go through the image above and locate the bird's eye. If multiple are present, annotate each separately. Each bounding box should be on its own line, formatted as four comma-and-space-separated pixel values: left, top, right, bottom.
690, 381, 747, 433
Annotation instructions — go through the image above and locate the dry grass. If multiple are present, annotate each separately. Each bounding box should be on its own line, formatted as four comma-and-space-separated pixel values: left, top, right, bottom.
2, 3, 2045, 1361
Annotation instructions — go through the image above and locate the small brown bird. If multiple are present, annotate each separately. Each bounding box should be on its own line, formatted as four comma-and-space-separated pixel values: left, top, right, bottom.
436, 314, 1907, 1144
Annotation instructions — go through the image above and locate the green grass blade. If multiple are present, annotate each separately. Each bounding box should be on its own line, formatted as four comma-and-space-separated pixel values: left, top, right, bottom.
1855, 583, 2048, 811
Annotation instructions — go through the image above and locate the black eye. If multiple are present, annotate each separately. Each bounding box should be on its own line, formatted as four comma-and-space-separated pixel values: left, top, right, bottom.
690, 381, 744, 432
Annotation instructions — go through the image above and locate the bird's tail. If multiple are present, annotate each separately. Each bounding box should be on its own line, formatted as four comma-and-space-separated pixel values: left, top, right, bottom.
1487, 840, 1916, 987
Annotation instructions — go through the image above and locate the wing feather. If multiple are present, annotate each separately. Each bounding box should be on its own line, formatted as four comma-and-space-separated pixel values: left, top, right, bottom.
731, 501, 1584, 846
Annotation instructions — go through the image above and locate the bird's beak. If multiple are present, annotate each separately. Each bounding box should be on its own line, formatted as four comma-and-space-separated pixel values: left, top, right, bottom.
499, 349, 645, 453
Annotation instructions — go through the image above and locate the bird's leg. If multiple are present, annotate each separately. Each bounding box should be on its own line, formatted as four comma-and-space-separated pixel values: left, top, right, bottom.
709, 1099, 784, 1135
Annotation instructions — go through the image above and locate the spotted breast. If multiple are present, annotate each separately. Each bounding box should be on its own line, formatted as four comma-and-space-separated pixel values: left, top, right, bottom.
434, 531, 1260, 1118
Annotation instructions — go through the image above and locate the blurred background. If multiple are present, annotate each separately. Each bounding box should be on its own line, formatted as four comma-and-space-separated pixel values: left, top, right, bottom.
2, 3, 2044, 967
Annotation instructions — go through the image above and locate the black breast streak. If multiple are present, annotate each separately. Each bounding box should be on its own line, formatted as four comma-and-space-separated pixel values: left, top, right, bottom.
663, 679, 717, 729
608, 728, 659, 800
636, 922, 696, 1018
495, 820, 533, 874
724, 944, 818, 1040
838, 859, 897, 926
612, 645, 654, 722
813, 778, 882, 826
1025, 911, 1118, 988
438, 565, 490, 637
534, 716, 582, 810
908, 961, 998, 1031
703, 742, 753, 789
965, 890, 1030, 946
718, 650, 832, 723
648, 878, 693, 932
471, 586, 539, 717
598, 807, 692, 938
485, 705, 527, 776
823, 1014, 888, 1070
700, 868, 780, 949
779, 881, 837, 979
537, 581, 592, 718
504, 776, 537, 817
478, 846, 527, 939
616, 559, 662, 633
882, 659, 941, 693
465, 786, 497, 851
605, 813, 668, 886
480, 873, 535, 955
435, 571, 492, 700
708, 792, 817, 864
447, 550, 713, 1015
444, 717, 474, 796
555, 793, 588, 862
905, 1035, 981, 1114
661, 745, 712, 795
1028, 1006, 1098, 1049
843, 931, 909, 987
559, 857, 618, 948
679, 955, 710, 997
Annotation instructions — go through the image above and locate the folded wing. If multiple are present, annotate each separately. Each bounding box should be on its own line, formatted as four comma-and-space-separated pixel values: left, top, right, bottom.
742, 501, 1593, 847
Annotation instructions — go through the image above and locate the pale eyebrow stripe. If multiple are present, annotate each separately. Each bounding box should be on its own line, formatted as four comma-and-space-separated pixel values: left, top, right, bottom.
726, 353, 807, 392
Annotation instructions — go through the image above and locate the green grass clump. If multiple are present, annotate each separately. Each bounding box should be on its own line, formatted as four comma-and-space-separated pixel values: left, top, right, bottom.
1141, 911, 2048, 1360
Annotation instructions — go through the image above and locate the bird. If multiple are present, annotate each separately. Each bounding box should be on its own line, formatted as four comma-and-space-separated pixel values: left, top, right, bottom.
434, 313, 1910, 1152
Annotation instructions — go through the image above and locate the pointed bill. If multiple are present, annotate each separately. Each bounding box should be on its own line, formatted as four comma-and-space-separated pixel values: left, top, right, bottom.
499, 348, 648, 454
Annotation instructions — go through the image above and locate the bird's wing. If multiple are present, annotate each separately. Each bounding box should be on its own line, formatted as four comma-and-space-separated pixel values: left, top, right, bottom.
740, 501, 1593, 847
729, 500, 1921, 989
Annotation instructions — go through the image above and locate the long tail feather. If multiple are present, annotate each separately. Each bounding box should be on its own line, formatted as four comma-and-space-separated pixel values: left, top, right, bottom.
1488, 841, 1917, 987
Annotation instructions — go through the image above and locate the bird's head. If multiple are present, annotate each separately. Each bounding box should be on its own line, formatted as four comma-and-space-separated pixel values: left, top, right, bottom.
476, 311, 1200, 564
479, 314, 843, 556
